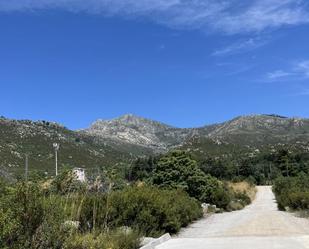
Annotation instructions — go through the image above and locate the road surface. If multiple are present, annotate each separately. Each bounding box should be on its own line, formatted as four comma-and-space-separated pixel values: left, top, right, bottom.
156, 186, 309, 249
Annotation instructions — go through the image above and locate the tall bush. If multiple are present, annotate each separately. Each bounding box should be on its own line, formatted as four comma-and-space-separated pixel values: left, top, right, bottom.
77, 185, 202, 236
151, 150, 231, 208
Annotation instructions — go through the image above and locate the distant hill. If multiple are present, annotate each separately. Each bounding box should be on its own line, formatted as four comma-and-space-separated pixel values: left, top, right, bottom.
1, 114, 309, 178
182, 115, 309, 159
83, 114, 309, 153
0, 117, 132, 178
82, 114, 190, 154
197, 115, 309, 146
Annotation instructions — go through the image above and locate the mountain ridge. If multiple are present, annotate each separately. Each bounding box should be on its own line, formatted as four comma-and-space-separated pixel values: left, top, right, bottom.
83, 113, 309, 151
1, 114, 309, 178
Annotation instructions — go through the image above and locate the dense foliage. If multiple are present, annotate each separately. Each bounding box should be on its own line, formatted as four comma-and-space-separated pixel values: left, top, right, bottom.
0, 149, 259, 249
0, 177, 201, 249
151, 151, 232, 209
129, 151, 254, 210
126, 146, 309, 186
62, 231, 140, 249
78, 186, 202, 236
273, 174, 309, 210
198, 149, 309, 185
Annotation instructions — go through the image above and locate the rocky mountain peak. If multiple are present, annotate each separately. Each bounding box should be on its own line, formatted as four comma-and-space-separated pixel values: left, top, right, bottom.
83, 114, 309, 152
83, 114, 187, 151
89, 114, 176, 132
200, 114, 309, 147
117, 113, 141, 122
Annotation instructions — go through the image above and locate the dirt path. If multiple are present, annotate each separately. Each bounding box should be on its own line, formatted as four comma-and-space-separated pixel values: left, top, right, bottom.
156, 186, 309, 249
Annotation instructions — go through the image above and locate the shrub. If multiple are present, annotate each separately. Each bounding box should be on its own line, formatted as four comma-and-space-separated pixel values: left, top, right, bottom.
0, 178, 201, 247
50, 170, 86, 195
77, 185, 202, 237
63, 230, 140, 249
0, 182, 72, 249
31, 198, 72, 249
0, 205, 21, 248
273, 175, 309, 210
234, 192, 251, 206
227, 201, 244, 211
151, 150, 232, 209
288, 192, 309, 210
0, 182, 44, 248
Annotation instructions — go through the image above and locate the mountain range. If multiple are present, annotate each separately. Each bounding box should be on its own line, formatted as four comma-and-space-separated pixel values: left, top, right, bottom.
1, 114, 309, 179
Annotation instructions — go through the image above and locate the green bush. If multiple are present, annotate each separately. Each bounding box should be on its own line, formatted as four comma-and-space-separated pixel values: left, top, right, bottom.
234, 192, 251, 206
0, 179, 201, 248
77, 185, 202, 237
0, 182, 45, 248
226, 201, 244, 211
31, 198, 73, 249
288, 192, 309, 210
151, 150, 232, 209
63, 230, 140, 249
273, 175, 309, 210
0, 182, 72, 249
225, 191, 251, 212
0, 182, 200, 243
113, 186, 202, 235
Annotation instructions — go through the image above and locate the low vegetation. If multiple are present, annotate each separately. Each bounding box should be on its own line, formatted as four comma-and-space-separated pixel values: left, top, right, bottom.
131, 151, 254, 211
226, 181, 256, 211
273, 174, 309, 211
228, 181, 257, 202
0, 150, 258, 249
0, 177, 201, 249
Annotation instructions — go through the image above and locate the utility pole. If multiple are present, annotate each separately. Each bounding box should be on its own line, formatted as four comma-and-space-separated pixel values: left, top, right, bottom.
25, 154, 29, 181
53, 143, 60, 176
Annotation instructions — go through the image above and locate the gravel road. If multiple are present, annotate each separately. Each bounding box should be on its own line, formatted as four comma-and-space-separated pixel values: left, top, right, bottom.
156, 186, 309, 249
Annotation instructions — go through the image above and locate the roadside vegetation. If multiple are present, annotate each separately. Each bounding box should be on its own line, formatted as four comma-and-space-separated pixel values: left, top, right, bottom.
130, 151, 255, 211
227, 181, 256, 211
273, 174, 309, 211
0, 150, 258, 248
0, 175, 201, 248
228, 181, 256, 202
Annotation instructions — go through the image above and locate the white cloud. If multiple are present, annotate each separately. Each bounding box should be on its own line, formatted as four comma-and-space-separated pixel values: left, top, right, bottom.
212, 0, 309, 34
212, 38, 268, 56
266, 60, 309, 81
0, 0, 309, 34
295, 60, 309, 77
267, 70, 294, 80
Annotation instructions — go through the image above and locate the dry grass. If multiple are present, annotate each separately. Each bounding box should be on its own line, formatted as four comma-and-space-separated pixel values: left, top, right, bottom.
228, 181, 257, 202
41, 179, 53, 190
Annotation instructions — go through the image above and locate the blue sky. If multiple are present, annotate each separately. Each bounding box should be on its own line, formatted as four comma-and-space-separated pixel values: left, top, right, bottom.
1, 0, 309, 129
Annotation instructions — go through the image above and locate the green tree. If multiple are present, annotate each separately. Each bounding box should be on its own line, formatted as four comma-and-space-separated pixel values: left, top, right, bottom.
151, 151, 230, 208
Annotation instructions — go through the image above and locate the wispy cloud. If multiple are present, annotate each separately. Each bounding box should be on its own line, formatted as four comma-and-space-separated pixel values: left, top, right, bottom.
1, 0, 309, 34
267, 70, 294, 80
295, 60, 309, 77
266, 60, 309, 81
212, 37, 268, 56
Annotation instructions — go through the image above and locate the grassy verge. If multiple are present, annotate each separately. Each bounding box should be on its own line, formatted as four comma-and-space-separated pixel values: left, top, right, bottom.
228, 181, 257, 202
226, 181, 256, 211
0, 181, 202, 249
